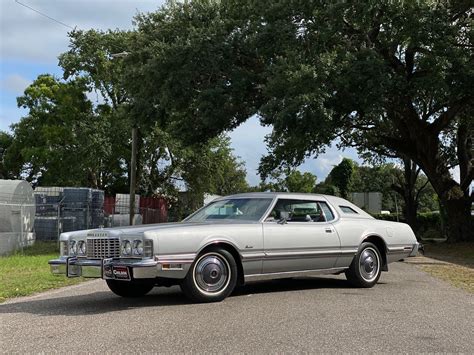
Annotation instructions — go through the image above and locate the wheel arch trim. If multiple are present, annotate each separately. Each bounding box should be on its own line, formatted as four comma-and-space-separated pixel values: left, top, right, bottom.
360, 234, 389, 272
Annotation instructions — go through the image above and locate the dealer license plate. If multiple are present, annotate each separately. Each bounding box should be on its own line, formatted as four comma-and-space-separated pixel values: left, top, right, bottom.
112, 266, 130, 280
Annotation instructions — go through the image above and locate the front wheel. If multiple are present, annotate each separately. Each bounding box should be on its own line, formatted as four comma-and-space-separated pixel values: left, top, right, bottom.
106, 279, 155, 297
180, 248, 238, 303
345, 242, 382, 288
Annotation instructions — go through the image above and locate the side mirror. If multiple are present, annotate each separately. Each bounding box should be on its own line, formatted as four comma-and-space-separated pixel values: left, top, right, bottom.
278, 211, 291, 224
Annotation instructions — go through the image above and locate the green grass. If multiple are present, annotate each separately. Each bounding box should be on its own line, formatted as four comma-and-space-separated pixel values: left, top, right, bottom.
0, 242, 85, 303
421, 264, 474, 293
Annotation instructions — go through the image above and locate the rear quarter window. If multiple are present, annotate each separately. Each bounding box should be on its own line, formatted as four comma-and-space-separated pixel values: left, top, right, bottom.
339, 205, 358, 214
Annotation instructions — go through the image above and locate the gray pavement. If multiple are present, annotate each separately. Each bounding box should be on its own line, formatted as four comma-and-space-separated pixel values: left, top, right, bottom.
1, 262, 473, 353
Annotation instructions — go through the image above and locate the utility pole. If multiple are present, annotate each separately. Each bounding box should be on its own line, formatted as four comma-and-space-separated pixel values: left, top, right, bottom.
129, 126, 137, 225
110, 51, 136, 226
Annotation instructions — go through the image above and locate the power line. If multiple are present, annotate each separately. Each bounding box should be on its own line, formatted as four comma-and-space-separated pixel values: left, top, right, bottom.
14, 0, 74, 30
13, 0, 129, 54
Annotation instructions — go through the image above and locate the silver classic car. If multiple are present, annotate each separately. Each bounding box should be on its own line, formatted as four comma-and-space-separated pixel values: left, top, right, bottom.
49, 192, 419, 302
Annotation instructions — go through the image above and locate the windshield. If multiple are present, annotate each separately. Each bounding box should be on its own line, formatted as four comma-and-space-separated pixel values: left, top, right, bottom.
185, 198, 273, 222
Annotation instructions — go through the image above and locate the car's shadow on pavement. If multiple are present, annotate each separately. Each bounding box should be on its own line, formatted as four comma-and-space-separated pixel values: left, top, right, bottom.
0, 286, 188, 317
0, 276, 374, 317
232, 276, 353, 297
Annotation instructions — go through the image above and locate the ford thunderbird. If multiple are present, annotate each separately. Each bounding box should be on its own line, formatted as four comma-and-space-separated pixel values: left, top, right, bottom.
49, 192, 419, 302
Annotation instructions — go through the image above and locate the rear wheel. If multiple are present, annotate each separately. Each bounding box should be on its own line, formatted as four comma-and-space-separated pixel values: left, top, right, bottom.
345, 242, 382, 288
180, 248, 238, 303
106, 279, 154, 297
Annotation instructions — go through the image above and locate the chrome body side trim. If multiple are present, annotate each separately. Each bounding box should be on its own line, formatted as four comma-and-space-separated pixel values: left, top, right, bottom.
263, 249, 356, 260
156, 253, 196, 264
385, 243, 418, 262
387, 244, 417, 253
245, 267, 348, 282
241, 251, 265, 261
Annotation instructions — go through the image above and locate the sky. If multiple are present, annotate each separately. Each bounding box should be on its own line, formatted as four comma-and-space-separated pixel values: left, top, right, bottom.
0, 0, 361, 186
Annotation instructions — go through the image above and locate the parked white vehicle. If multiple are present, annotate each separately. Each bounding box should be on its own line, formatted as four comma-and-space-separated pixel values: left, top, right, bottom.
49, 193, 419, 302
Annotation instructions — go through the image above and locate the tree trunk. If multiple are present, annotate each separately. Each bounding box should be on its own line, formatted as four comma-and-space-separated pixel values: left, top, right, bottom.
421, 169, 473, 242
391, 158, 420, 236
88, 169, 99, 189
403, 196, 418, 234
405, 127, 473, 242
403, 158, 418, 234
440, 192, 472, 242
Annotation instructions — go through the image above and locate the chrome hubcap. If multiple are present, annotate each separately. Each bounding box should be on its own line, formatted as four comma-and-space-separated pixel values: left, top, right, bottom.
194, 253, 230, 294
359, 247, 379, 282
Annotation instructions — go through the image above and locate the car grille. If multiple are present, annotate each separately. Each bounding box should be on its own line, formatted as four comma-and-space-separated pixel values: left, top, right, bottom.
86, 238, 120, 259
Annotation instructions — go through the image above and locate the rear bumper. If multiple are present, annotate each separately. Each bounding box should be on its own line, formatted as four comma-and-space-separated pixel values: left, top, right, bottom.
409, 242, 422, 257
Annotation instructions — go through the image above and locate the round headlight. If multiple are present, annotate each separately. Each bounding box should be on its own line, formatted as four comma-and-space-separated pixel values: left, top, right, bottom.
122, 240, 132, 256
77, 240, 86, 255
69, 240, 77, 255
132, 240, 143, 256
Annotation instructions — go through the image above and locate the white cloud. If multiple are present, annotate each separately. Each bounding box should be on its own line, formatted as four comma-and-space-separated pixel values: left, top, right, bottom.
1, 74, 31, 94
229, 115, 272, 185
229, 116, 362, 185
0, 0, 164, 63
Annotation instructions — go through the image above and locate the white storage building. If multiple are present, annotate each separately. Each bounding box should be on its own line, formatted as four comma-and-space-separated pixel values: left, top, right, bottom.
0, 180, 36, 255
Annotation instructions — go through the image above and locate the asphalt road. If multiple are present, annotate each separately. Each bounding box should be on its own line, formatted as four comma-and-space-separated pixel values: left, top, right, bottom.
1, 262, 473, 353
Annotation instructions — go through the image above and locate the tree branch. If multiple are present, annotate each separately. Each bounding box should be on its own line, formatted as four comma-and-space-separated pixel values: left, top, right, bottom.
457, 118, 473, 192
415, 178, 430, 203
430, 98, 470, 133
391, 181, 405, 197
405, 46, 416, 76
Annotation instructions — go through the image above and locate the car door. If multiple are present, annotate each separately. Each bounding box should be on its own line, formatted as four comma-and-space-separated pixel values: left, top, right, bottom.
262, 199, 340, 273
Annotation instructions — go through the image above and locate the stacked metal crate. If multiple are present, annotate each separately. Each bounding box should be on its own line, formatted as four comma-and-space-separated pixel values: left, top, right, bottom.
34, 187, 105, 240
90, 189, 105, 228
33, 187, 63, 240
61, 188, 91, 232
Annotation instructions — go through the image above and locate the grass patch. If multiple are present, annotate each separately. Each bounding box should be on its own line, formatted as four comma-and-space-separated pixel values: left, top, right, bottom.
421, 264, 474, 294
0, 242, 85, 303
423, 242, 474, 267
412, 242, 474, 293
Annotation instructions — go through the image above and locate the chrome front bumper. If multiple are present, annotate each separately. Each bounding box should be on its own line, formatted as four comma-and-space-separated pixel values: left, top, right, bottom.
49, 257, 189, 280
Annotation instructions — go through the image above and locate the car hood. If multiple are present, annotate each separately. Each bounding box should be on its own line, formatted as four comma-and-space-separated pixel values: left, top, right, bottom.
60, 220, 259, 240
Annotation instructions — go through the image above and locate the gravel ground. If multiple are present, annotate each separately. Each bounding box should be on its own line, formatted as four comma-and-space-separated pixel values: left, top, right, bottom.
0, 261, 473, 353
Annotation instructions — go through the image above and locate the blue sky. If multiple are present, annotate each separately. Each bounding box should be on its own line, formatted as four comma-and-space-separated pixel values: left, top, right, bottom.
0, 0, 361, 186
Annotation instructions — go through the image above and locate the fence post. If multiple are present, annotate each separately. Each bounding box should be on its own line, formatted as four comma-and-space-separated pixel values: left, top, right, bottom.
20, 203, 24, 253
57, 200, 61, 242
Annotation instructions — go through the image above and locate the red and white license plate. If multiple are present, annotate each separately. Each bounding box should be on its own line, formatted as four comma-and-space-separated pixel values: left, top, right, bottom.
112, 266, 130, 280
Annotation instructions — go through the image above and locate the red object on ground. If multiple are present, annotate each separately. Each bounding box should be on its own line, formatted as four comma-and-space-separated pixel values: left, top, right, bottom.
103, 195, 168, 224
104, 196, 115, 215
140, 196, 168, 223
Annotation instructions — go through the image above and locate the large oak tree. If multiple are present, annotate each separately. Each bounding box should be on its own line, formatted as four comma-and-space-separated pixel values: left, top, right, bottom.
128, 0, 472, 241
